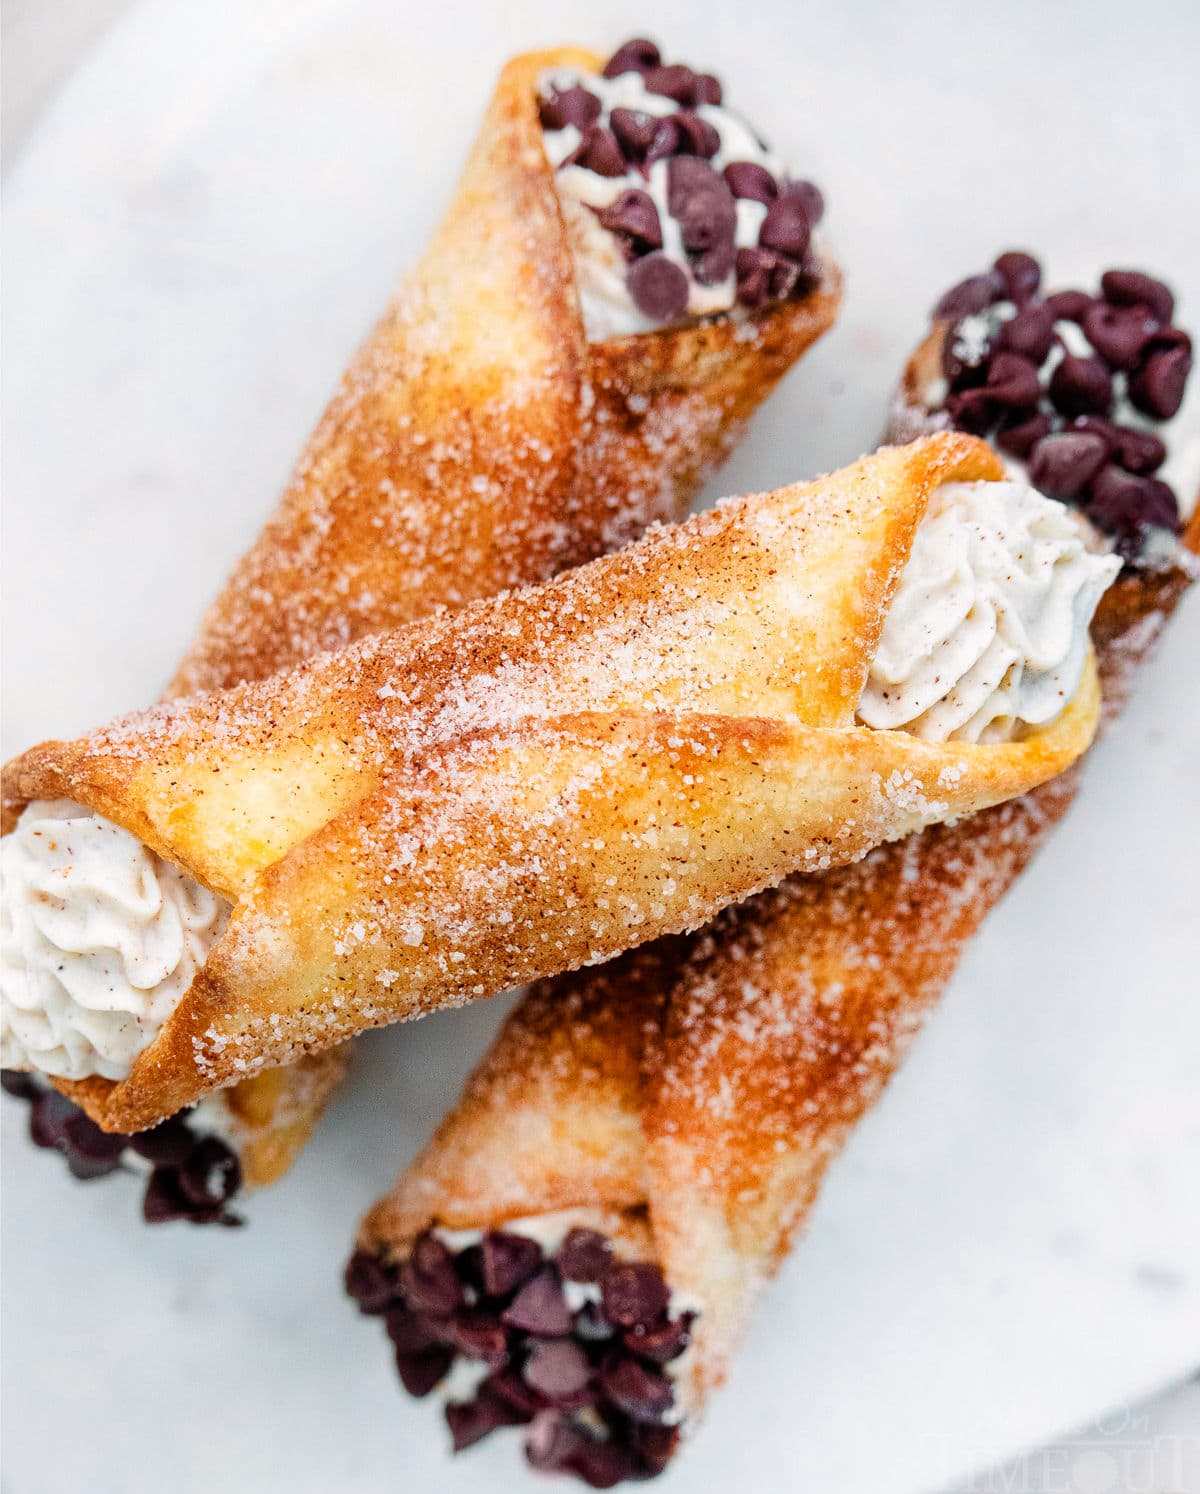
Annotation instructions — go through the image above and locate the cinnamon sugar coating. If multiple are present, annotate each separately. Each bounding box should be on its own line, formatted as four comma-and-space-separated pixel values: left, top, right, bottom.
3, 437, 1102, 1133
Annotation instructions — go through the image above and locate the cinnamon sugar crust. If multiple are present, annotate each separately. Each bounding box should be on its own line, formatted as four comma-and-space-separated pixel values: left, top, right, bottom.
3, 437, 1102, 1132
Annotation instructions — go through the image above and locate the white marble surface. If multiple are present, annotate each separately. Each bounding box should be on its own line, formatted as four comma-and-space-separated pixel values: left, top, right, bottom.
2, 2, 1199, 1491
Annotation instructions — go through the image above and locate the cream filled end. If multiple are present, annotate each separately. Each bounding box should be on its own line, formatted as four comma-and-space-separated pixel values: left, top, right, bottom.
857, 479, 1120, 744
0, 800, 228, 1081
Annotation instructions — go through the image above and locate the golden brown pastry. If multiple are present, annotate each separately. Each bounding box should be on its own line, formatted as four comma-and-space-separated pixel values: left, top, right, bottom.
350, 253, 1196, 1484
2, 435, 1109, 1136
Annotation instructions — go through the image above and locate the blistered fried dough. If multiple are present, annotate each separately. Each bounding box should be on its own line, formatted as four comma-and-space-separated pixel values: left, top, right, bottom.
3, 435, 1103, 1132
7, 46, 839, 1178
357, 369, 1197, 1466
170, 47, 841, 699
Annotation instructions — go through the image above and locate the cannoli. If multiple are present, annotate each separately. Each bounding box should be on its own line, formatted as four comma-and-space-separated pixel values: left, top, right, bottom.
0, 37, 840, 1212
172, 38, 842, 697
350, 254, 1196, 1484
3, 433, 1114, 1137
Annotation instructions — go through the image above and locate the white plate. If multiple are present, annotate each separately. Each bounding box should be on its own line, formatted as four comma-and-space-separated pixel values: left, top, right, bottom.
2, 2, 1198, 1491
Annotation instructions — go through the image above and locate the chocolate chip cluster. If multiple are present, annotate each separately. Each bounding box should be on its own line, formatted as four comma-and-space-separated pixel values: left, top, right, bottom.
932, 254, 1193, 564
346, 1225, 693, 1486
1, 1069, 243, 1226
539, 38, 825, 324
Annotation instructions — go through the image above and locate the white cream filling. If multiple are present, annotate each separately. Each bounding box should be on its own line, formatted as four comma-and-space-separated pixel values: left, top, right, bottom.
1, 800, 228, 1080
857, 480, 1119, 743
540, 67, 787, 341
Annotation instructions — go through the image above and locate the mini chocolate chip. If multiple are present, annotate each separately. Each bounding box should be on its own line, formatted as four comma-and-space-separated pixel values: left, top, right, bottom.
665, 148, 722, 206
1066, 415, 1121, 456
602, 39, 661, 78
480, 1230, 544, 1298
632, 1422, 681, 1475
395, 1345, 454, 1398
525, 1410, 588, 1473
1091, 467, 1180, 531
446, 1387, 525, 1452
693, 238, 735, 287
599, 1354, 675, 1423
723, 161, 777, 204
997, 412, 1054, 459
502, 1267, 574, 1336
488, 1368, 544, 1418
453, 1244, 486, 1294
577, 127, 626, 178
934, 271, 1005, 320
993, 250, 1041, 303
1, 1070, 43, 1100
62, 1112, 126, 1169
626, 253, 690, 322
944, 387, 996, 436
594, 189, 663, 252
770, 253, 805, 299
523, 1339, 593, 1404
1028, 433, 1110, 500
1082, 302, 1154, 371
29, 1090, 79, 1149
1049, 353, 1114, 418
401, 1231, 465, 1316
1044, 290, 1093, 323
1110, 425, 1167, 475
609, 108, 659, 162
758, 194, 810, 259
673, 111, 720, 158
1088, 467, 1181, 561
570, 1437, 638, 1489
782, 179, 825, 225
142, 1166, 198, 1225
736, 246, 776, 308
1128, 344, 1192, 420
442, 1308, 505, 1368
143, 1154, 241, 1225
601, 1263, 670, 1328
644, 117, 681, 167
941, 334, 982, 392
557, 1228, 614, 1283
345, 1249, 398, 1313
1144, 325, 1193, 357
63, 1151, 123, 1182
539, 86, 602, 132
129, 1115, 194, 1166
445, 1310, 509, 1366
1101, 269, 1174, 324
667, 156, 736, 251
985, 351, 1041, 411
642, 64, 700, 105
177, 1136, 241, 1208
385, 1303, 440, 1354
694, 73, 723, 105
573, 1301, 617, 1342
622, 1314, 692, 1365
998, 303, 1056, 363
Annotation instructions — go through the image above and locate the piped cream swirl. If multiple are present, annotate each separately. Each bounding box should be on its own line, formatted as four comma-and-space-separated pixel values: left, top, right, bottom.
1, 800, 228, 1080
857, 480, 1120, 743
